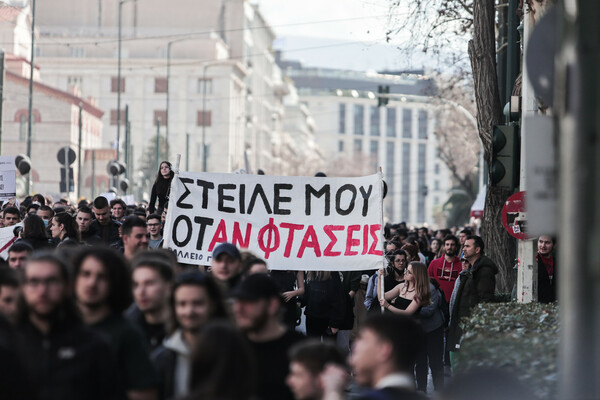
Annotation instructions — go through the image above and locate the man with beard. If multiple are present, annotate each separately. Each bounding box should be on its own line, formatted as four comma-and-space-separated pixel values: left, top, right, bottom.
233, 273, 305, 400
447, 235, 497, 365
152, 271, 227, 400
428, 235, 462, 302
14, 252, 122, 400
537, 235, 557, 303
73, 247, 158, 400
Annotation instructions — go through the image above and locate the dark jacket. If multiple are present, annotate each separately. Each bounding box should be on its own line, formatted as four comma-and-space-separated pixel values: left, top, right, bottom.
447, 255, 498, 351
418, 282, 445, 333
537, 254, 557, 303
15, 317, 123, 400
17, 236, 54, 250
304, 272, 344, 329
339, 271, 361, 330
149, 181, 171, 214
359, 387, 427, 400
81, 224, 103, 245
90, 219, 121, 246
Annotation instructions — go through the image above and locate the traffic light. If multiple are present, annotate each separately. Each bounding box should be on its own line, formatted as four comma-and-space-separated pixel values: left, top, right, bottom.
119, 178, 129, 192
490, 125, 520, 189
15, 154, 31, 175
107, 161, 126, 176
377, 85, 389, 107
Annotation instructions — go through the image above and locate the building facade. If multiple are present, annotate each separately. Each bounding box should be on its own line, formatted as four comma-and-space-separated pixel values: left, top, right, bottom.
32, 0, 310, 201
278, 60, 451, 225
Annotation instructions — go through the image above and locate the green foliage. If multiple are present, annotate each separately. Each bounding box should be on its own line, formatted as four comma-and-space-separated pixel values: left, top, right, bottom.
454, 301, 559, 399
139, 134, 167, 183
443, 188, 473, 227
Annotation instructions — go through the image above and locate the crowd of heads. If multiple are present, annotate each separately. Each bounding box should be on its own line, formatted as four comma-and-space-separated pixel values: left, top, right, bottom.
0, 188, 555, 400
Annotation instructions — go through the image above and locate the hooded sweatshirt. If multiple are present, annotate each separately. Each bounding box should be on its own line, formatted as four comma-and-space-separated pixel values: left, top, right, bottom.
152, 330, 191, 399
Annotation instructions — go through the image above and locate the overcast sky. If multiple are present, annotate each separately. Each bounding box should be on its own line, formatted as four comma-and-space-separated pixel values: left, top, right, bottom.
252, 0, 416, 71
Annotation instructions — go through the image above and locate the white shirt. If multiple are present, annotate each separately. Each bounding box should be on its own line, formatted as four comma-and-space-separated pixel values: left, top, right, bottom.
375, 373, 415, 390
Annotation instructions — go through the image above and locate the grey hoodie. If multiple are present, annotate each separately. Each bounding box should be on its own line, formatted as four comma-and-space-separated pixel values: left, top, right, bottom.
163, 330, 191, 397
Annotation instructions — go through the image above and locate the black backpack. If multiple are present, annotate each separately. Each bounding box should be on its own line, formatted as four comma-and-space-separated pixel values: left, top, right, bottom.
438, 287, 450, 327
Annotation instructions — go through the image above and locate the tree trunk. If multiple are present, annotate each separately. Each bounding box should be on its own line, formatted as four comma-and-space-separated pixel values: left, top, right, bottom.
468, 0, 516, 293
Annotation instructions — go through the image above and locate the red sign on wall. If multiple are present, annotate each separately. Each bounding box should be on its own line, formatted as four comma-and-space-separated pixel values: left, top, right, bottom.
502, 191, 531, 240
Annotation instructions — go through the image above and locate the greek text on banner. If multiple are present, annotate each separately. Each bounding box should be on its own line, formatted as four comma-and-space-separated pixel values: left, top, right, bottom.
163, 172, 385, 271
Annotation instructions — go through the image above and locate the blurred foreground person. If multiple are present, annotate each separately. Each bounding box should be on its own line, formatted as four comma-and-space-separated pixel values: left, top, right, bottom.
351, 313, 426, 400
15, 252, 122, 400
233, 273, 305, 400
286, 340, 346, 400
182, 321, 257, 400
152, 272, 227, 400
128, 254, 174, 351
73, 247, 158, 400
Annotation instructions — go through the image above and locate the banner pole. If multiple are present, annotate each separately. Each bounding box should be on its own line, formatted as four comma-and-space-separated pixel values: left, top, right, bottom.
174, 154, 181, 174
379, 166, 385, 314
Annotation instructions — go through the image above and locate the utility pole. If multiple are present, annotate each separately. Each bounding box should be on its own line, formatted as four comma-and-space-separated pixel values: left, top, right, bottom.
0, 50, 4, 155
557, 0, 600, 398
77, 103, 82, 199
117, 0, 133, 162
155, 117, 161, 171
186, 132, 190, 171
91, 150, 95, 199
26, 0, 36, 195
124, 104, 130, 193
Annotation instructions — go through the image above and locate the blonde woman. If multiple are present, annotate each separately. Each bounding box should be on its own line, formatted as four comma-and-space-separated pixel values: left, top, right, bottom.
379, 262, 431, 314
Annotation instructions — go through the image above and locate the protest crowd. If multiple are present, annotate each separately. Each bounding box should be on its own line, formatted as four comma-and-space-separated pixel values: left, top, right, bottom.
0, 165, 556, 400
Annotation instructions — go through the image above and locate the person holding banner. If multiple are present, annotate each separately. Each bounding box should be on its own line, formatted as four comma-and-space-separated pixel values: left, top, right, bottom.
149, 161, 174, 215
304, 271, 344, 339
379, 262, 431, 316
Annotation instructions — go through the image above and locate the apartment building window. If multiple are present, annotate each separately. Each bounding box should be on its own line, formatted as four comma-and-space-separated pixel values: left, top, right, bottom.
110, 109, 127, 125
417, 144, 427, 222
339, 103, 346, 134
17, 111, 38, 140
401, 143, 411, 221
418, 110, 428, 139
67, 76, 83, 88
338, 140, 344, 152
197, 111, 212, 127
402, 109, 412, 138
353, 105, 364, 135
155, 78, 167, 93
197, 78, 213, 94
19, 114, 27, 141
154, 110, 167, 126
370, 106, 380, 136
111, 77, 125, 93
434, 163, 440, 174
370, 140, 379, 156
70, 47, 85, 58
386, 141, 395, 218
354, 139, 363, 152
386, 108, 396, 137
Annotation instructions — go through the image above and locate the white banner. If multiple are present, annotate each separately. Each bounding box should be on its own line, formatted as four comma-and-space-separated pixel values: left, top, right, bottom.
0, 156, 17, 200
163, 172, 385, 271
0, 223, 21, 260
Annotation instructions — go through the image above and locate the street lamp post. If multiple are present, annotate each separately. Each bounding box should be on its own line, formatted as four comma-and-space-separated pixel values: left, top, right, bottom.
201, 61, 235, 172
117, 0, 134, 162
26, 0, 36, 195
